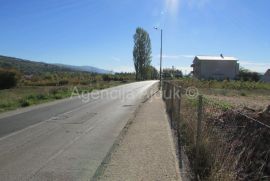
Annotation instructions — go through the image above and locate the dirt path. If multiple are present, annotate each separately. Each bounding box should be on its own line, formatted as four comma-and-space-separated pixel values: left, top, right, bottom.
97, 92, 181, 181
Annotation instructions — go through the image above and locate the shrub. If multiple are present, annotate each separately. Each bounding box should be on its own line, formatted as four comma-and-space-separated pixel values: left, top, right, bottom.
102, 74, 111, 81
19, 99, 30, 107
238, 68, 261, 82
0, 68, 20, 89
240, 92, 247, 96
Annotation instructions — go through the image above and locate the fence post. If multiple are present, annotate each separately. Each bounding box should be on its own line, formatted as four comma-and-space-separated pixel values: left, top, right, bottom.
162, 82, 165, 100
177, 86, 182, 121
177, 86, 182, 166
195, 95, 203, 179
171, 84, 174, 123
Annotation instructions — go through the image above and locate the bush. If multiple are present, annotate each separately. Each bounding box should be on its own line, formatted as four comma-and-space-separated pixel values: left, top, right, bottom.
102, 74, 111, 81
53, 94, 63, 99
238, 68, 261, 82
19, 99, 30, 107
240, 92, 247, 96
0, 68, 20, 89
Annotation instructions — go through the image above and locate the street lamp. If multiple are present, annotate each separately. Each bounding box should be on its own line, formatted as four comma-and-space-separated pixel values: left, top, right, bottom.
154, 26, 163, 89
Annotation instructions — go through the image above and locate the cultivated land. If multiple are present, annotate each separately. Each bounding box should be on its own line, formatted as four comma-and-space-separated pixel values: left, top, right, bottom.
175, 78, 270, 110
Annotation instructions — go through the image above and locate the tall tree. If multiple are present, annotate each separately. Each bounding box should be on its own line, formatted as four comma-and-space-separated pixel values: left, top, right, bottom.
133, 27, 152, 80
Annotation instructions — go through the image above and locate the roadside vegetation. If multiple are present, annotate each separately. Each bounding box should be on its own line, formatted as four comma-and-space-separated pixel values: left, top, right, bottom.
0, 81, 126, 113
179, 97, 236, 180
0, 60, 136, 113
165, 79, 270, 180
173, 78, 270, 110
0, 68, 21, 89
179, 96, 270, 180
174, 78, 270, 90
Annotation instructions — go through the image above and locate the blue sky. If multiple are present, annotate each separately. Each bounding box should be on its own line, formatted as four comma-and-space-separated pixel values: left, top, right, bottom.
0, 0, 270, 73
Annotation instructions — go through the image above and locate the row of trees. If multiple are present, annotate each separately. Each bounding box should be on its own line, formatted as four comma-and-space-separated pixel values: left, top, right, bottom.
0, 69, 137, 89
238, 68, 261, 82
133, 27, 158, 80
102, 73, 135, 82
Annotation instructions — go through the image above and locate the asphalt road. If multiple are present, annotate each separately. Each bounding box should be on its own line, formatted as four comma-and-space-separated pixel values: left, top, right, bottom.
0, 81, 158, 181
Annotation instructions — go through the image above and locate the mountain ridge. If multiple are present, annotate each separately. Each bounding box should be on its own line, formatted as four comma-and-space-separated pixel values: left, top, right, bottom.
0, 55, 113, 75
55, 63, 113, 74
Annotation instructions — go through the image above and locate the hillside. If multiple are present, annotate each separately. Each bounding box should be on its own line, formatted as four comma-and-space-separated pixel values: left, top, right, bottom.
0, 55, 112, 75
55, 64, 113, 74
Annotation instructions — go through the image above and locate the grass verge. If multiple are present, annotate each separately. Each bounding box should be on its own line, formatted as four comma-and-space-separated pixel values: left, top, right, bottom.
0, 81, 127, 113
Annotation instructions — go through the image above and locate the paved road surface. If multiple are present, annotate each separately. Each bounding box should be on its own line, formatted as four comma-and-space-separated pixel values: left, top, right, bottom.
0, 81, 158, 181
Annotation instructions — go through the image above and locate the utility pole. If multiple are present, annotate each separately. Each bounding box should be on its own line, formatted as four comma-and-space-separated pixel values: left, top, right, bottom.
160, 29, 163, 87
154, 27, 163, 89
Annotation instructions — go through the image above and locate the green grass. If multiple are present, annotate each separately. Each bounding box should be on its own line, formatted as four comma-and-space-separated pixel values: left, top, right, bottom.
0, 81, 127, 113
203, 97, 234, 111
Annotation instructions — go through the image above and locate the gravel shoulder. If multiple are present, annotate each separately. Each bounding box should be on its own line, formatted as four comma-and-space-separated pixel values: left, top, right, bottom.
97, 92, 181, 181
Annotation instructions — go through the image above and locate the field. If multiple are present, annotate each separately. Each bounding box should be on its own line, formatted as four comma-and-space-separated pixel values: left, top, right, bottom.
174, 78, 270, 110
0, 81, 127, 113
163, 79, 270, 180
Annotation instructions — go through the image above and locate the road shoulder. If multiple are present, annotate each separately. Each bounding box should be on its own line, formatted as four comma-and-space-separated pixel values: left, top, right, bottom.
96, 91, 181, 181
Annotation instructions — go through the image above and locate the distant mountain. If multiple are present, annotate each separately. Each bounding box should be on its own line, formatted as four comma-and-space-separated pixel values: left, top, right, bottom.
0, 55, 72, 74
0, 55, 112, 75
55, 64, 114, 74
